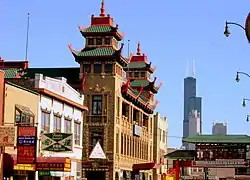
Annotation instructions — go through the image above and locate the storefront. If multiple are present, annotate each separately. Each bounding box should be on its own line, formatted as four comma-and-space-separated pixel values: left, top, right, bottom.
132, 161, 161, 180
36, 157, 71, 180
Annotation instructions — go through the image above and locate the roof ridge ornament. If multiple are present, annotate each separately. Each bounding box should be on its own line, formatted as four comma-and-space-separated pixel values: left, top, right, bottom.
137, 42, 141, 55
100, 0, 105, 17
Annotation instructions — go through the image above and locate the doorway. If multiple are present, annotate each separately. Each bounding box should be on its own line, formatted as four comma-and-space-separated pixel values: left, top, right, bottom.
86, 171, 106, 180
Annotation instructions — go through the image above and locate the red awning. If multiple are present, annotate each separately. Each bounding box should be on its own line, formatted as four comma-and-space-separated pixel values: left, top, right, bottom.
132, 161, 162, 171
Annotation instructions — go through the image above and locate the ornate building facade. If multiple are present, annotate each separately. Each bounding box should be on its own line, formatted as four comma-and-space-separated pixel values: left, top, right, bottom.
67, 1, 162, 179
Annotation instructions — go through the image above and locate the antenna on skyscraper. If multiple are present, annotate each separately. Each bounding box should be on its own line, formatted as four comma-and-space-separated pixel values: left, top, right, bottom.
185, 60, 189, 77
192, 60, 195, 77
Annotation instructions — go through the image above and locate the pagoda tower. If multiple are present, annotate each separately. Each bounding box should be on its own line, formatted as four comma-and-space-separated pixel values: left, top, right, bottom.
69, 1, 161, 179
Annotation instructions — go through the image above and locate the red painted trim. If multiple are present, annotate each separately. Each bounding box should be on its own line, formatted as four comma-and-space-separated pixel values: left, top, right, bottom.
245, 12, 250, 43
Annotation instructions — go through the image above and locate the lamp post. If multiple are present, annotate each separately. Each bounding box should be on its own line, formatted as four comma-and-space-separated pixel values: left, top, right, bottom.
242, 98, 250, 107
224, 21, 245, 37
246, 115, 250, 122
235, 71, 250, 82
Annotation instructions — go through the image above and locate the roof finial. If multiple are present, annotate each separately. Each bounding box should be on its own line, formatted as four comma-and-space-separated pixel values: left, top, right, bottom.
100, 0, 105, 17
137, 42, 141, 55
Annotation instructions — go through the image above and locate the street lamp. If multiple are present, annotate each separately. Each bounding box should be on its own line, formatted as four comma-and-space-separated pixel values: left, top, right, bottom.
246, 115, 250, 122
235, 71, 250, 82
224, 21, 246, 38
242, 98, 250, 107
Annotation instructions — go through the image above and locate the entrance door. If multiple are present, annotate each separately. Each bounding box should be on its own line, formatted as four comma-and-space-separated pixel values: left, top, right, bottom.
86, 171, 106, 180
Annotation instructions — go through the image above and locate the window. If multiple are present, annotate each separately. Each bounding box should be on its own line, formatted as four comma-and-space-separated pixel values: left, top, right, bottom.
105, 64, 113, 73
121, 133, 124, 154
41, 112, 50, 132
162, 130, 165, 142
88, 38, 94, 45
15, 104, 35, 126
83, 64, 91, 73
104, 38, 110, 45
141, 72, 146, 78
89, 130, 103, 153
76, 162, 82, 178
92, 95, 102, 115
94, 64, 102, 73
53, 115, 61, 132
74, 122, 81, 145
134, 72, 139, 78
96, 38, 102, 45
116, 133, 119, 153
64, 119, 71, 133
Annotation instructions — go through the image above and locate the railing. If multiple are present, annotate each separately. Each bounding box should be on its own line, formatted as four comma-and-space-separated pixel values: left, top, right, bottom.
86, 115, 107, 123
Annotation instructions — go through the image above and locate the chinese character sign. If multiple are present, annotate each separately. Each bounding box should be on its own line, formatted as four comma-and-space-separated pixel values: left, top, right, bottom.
17, 127, 37, 164
0, 126, 15, 146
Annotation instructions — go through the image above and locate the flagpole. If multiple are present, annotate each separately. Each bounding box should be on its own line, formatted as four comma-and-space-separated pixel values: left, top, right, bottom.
25, 13, 30, 61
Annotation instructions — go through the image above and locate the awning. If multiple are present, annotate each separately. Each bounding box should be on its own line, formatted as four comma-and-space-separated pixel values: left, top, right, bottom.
164, 150, 196, 160
132, 161, 161, 171
36, 157, 71, 172
15, 104, 35, 117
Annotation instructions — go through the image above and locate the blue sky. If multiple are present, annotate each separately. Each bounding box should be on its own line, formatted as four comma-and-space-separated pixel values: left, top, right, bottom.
1, 0, 250, 148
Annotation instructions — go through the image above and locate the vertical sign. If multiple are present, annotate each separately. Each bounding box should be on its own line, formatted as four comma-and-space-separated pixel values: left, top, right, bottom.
17, 127, 37, 164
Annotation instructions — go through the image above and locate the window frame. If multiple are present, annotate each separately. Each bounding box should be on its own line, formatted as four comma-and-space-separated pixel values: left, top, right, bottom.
41, 111, 50, 132
96, 38, 102, 45
92, 95, 102, 115
64, 118, 72, 133
88, 38, 94, 45
104, 38, 111, 45
83, 64, 91, 73
74, 122, 81, 146
104, 63, 113, 73
94, 64, 102, 73
53, 115, 61, 132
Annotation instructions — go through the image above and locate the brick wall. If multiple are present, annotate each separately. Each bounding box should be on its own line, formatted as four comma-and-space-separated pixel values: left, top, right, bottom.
0, 70, 4, 125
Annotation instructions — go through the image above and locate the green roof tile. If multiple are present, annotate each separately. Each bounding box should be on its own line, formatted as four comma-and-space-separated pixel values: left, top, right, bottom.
3, 68, 23, 78
82, 25, 113, 33
183, 134, 250, 144
77, 47, 116, 57
127, 62, 147, 69
130, 80, 149, 87
164, 150, 196, 160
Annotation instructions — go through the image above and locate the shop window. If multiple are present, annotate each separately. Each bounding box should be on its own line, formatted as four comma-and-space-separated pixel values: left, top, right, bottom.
88, 38, 94, 45
15, 104, 35, 126
96, 38, 102, 45
64, 118, 71, 133
41, 111, 50, 132
104, 38, 110, 45
94, 64, 102, 73
83, 64, 91, 73
53, 115, 61, 132
74, 122, 81, 145
92, 95, 102, 115
105, 63, 113, 73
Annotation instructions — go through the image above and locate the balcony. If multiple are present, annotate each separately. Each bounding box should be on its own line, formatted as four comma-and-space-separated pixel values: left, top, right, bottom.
86, 115, 107, 123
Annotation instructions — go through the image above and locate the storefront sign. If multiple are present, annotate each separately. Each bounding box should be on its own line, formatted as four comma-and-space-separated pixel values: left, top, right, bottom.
17, 136, 36, 146
17, 126, 37, 164
17, 146, 36, 164
14, 164, 35, 171
133, 125, 142, 137
41, 133, 72, 152
193, 159, 249, 168
38, 171, 51, 176
0, 126, 15, 146
36, 158, 71, 172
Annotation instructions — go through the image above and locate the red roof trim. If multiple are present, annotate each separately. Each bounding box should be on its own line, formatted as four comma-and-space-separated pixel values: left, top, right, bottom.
132, 161, 162, 170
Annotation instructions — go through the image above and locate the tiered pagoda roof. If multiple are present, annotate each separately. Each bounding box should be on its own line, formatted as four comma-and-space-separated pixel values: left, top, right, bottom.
125, 43, 162, 94
68, 0, 128, 67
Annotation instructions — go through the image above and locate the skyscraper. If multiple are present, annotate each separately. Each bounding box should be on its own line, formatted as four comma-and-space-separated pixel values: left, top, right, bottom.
183, 61, 202, 149
212, 122, 227, 135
